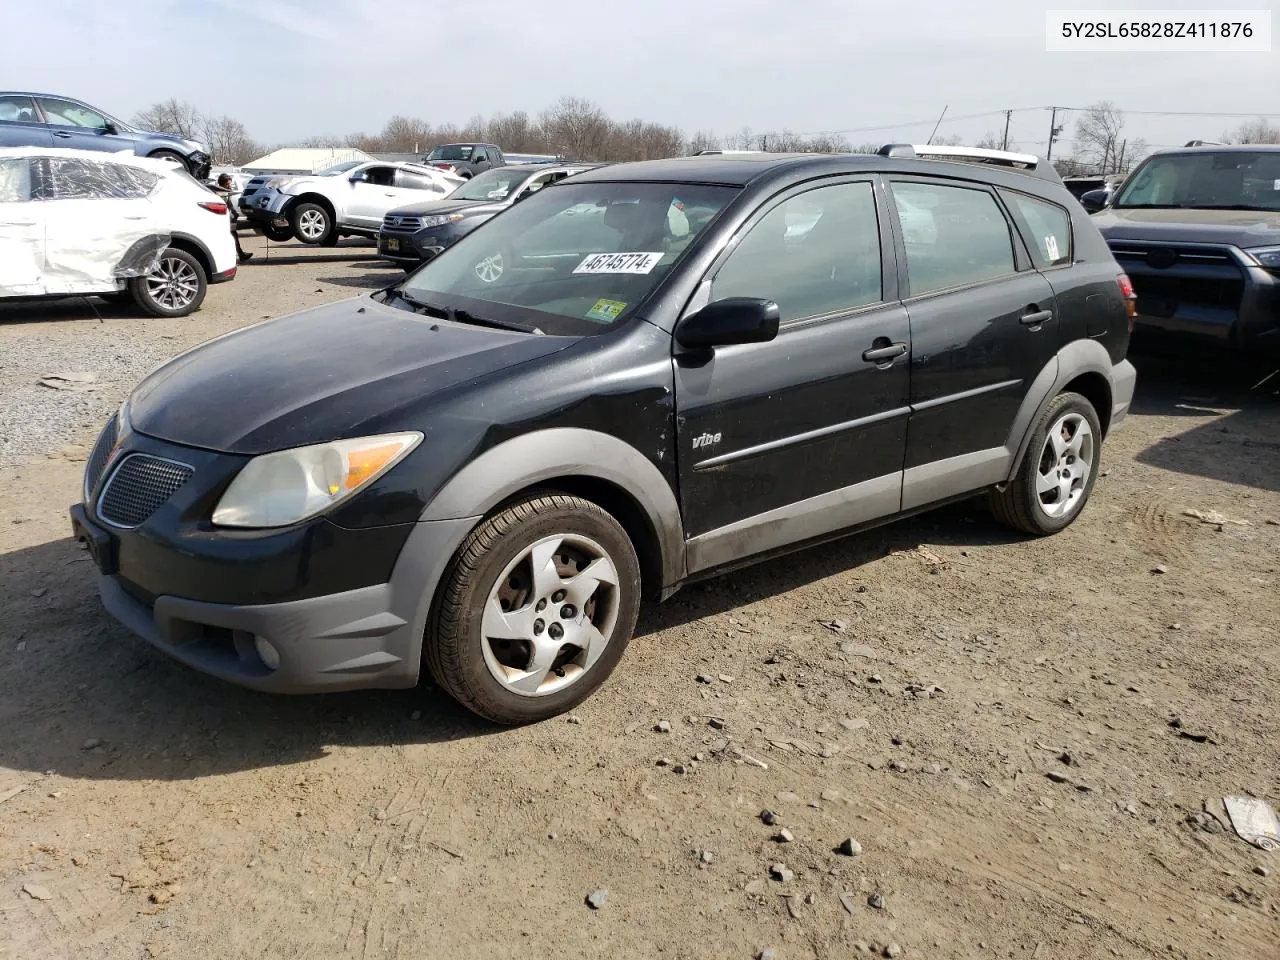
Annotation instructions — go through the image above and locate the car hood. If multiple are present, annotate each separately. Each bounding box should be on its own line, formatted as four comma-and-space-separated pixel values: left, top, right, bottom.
389, 197, 507, 218
1093, 207, 1280, 248
129, 296, 575, 455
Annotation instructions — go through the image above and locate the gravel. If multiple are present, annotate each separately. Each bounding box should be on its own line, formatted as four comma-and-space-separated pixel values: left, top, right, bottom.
0, 329, 167, 464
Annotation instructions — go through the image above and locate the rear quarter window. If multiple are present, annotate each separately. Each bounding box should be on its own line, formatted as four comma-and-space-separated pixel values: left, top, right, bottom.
1003, 190, 1072, 268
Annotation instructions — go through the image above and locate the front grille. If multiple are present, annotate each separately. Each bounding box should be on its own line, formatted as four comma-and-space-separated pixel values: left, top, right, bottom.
382, 214, 424, 233
1130, 275, 1244, 310
1107, 242, 1237, 267
84, 415, 119, 500
98, 454, 193, 528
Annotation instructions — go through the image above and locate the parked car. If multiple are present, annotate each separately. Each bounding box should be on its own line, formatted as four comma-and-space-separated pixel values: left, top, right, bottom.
0, 93, 211, 179
422, 143, 504, 179
0, 147, 236, 317
1091, 143, 1280, 353
72, 146, 1135, 724
378, 163, 595, 267
237, 160, 462, 245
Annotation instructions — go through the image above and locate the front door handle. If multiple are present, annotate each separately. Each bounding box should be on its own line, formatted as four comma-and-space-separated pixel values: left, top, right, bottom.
862, 341, 908, 364
53, 131, 72, 138
1021, 308, 1053, 326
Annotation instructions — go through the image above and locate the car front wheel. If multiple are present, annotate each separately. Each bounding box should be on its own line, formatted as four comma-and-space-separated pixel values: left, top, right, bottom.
291, 202, 335, 245
425, 493, 641, 725
128, 247, 207, 318
990, 391, 1102, 535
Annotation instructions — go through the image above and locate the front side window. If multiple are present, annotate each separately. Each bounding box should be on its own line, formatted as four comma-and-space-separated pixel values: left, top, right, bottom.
711, 181, 883, 322
891, 181, 1016, 296
0, 159, 32, 202
394, 169, 445, 191
0, 95, 39, 124
1114, 151, 1280, 211
360, 166, 396, 187
399, 181, 735, 334
1005, 191, 1072, 267
37, 97, 108, 129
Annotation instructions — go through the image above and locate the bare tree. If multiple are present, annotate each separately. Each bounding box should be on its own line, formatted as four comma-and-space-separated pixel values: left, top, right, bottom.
1073, 101, 1128, 173
201, 115, 263, 165
379, 115, 433, 153
685, 130, 721, 154
132, 99, 204, 140
1223, 118, 1280, 144
539, 97, 612, 159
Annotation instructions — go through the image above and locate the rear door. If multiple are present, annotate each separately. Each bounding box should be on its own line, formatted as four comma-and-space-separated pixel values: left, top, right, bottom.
884, 177, 1058, 509
0, 157, 44, 295
39, 156, 158, 294
0, 95, 52, 148
674, 177, 912, 573
35, 97, 134, 155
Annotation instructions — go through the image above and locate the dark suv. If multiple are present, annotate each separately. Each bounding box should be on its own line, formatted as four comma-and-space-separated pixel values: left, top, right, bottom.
71, 147, 1136, 725
1092, 144, 1280, 353
422, 143, 504, 179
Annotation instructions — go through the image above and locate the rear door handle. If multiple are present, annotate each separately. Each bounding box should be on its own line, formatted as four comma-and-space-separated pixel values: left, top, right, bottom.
1021, 309, 1053, 326
53, 131, 72, 138
862, 341, 908, 363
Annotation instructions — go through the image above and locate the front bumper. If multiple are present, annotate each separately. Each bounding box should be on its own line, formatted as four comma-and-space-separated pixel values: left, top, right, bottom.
377, 222, 475, 264
239, 189, 291, 228
70, 426, 479, 693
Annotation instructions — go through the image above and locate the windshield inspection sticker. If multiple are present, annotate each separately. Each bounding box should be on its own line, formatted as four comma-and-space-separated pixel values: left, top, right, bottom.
573, 252, 663, 275
1045, 235, 1061, 260
586, 298, 627, 323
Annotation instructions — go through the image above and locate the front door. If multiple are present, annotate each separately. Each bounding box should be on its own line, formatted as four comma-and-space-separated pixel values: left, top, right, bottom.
674, 178, 911, 573
35, 97, 135, 155
346, 166, 406, 228
884, 177, 1059, 509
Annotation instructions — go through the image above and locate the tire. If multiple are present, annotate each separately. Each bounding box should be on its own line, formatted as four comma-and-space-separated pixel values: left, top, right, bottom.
148, 149, 187, 169
425, 493, 642, 725
257, 223, 293, 243
989, 391, 1102, 535
290, 201, 335, 245
128, 247, 207, 318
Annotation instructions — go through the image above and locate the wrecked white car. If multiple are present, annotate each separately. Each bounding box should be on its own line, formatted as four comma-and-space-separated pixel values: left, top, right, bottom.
0, 147, 237, 318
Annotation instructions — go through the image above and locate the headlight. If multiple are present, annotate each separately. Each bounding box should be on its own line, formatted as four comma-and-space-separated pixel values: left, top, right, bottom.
1244, 245, 1280, 270
266, 177, 296, 190
422, 213, 466, 228
212, 432, 422, 528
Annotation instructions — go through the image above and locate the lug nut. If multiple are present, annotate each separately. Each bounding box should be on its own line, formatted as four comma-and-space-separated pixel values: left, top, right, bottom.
548, 623, 564, 640
535, 598, 547, 612
560, 605, 577, 620
533, 619, 545, 635
552, 589, 567, 603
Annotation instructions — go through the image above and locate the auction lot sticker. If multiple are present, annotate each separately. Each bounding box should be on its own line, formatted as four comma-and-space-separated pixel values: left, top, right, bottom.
586, 298, 627, 323
574, 252, 663, 275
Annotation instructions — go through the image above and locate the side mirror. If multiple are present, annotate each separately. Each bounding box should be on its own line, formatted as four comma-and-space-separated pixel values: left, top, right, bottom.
350, 171, 367, 183
1080, 188, 1108, 213
676, 297, 780, 349
103, 121, 118, 135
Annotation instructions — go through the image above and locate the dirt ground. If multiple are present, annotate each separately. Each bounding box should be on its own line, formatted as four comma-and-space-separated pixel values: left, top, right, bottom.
1, 234, 1277, 960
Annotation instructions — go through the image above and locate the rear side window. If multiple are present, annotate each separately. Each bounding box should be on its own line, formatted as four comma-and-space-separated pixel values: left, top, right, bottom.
890, 181, 1016, 296
0, 95, 39, 123
37, 158, 158, 200
711, 181, 883, 322
394, 169, 444, 191
0, 159, 32, 202
1005, 191, 1072, 267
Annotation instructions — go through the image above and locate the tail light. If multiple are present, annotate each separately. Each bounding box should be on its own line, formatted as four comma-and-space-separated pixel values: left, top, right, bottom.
199, 201, 229, 215
1116, 273, 1137, 331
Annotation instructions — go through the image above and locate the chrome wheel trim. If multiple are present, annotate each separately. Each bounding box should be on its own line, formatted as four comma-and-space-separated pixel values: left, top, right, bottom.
297, 208, 328, 240
145, 256, 200, 311
1035, 412, 1094, 519
480, 533, 620, 698
474, 252, 503, 283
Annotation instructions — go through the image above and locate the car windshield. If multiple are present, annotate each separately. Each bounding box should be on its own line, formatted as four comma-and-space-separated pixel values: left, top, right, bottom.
427, 145, 474, 162
1114, 151, 1280, 211
451, 168, 533, 202
397, 181, 736, 335
317, 160, 364, 176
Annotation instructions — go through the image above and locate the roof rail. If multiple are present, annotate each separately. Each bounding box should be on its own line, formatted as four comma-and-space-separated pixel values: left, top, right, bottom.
877, 142, 1061, 183
1184, 139, 1225, 147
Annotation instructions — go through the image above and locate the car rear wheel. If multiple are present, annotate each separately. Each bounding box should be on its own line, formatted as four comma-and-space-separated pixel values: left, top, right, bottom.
425, 493, 641, 725
128, 247, 207, 318
257, 223, 293, 242
990, 391, 1101, 535
291, 202, 335, 245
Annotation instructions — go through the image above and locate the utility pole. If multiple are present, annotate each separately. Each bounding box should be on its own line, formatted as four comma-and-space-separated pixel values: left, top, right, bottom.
1046, 107, 1064, 162
927, 105, 949, 146
1117, 138, 1127, 174
1001, 110, 1012, 151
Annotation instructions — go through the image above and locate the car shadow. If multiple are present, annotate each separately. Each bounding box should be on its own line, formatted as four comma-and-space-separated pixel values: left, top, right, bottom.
0, 295, 143, 326
0, 501, 1011, 783
1128, 349, 1280, 493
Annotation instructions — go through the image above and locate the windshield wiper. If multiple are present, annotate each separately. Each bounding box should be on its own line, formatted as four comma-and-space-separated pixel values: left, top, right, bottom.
384, 288, 449, 318
453, 307, 543, 335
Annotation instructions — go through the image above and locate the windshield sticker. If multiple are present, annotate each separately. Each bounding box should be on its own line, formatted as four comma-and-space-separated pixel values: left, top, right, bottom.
1274, 179, 1280, 191
585, 298, 627, 323
573, 252, 663, 275
1045, 235, 1060, 261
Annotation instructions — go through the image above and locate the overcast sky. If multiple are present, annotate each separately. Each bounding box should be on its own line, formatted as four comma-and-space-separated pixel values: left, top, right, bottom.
4, 0, 1276, 154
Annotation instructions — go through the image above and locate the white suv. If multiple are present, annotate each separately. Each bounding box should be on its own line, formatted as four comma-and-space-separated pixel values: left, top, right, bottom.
238, 160, 463, 246
0, 147, 236, 317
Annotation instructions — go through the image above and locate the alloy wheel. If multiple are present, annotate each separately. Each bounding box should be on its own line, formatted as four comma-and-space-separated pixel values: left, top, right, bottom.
145, 256, 200, 312
1035, 412, 1094, 519
297, 208, 328, 241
